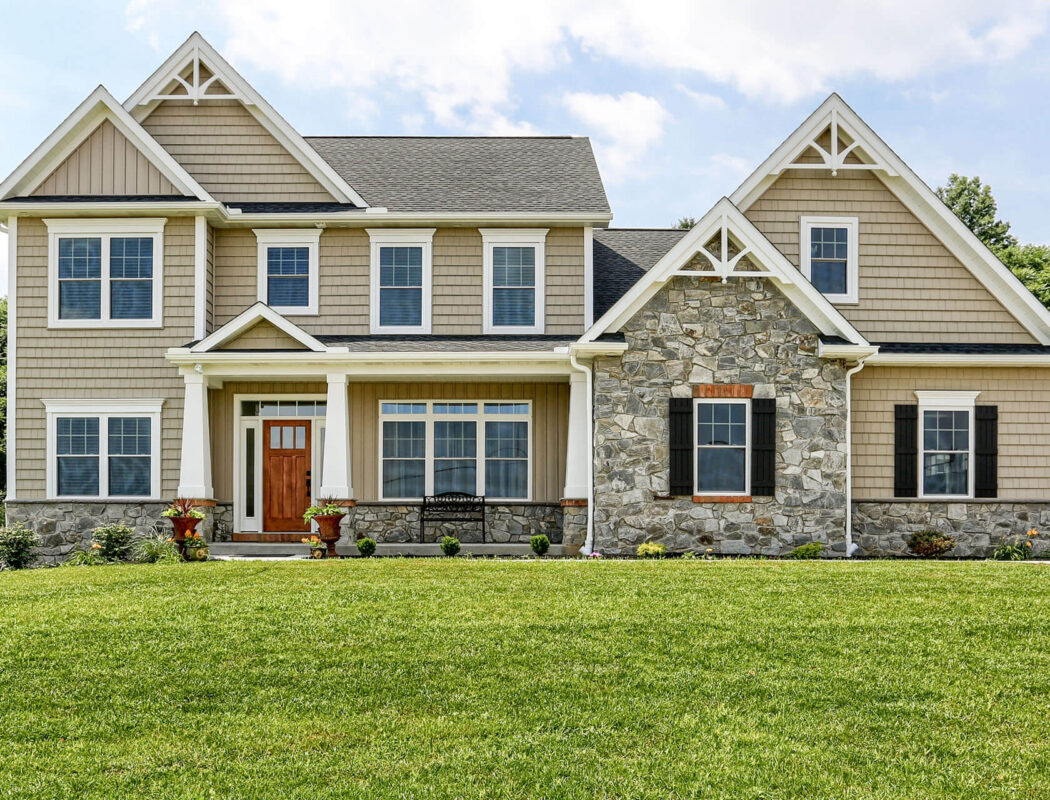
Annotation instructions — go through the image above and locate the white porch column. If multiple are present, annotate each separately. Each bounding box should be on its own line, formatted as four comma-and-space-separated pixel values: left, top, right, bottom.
563, 370, 589, 499
320, 372, 353, 499
177, 367, 213, 499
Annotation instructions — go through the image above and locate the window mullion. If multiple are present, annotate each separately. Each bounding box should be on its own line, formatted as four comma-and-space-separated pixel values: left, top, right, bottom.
101, 236, 111, 323
99, 414, 109, 498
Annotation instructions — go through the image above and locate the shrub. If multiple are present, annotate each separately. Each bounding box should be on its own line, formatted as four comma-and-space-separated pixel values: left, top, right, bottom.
0, 523, 40, 570
63, 549, 105, 567
993, 529, 1038, 561
786, 542, 823, 560
440, 536, 461, 557
637, 541, 667, 559
135, 535, 182, 564
357, 537, 377, 557
907, 529, 956, 558
530, 534, 550, 556
91, 524, 135, 562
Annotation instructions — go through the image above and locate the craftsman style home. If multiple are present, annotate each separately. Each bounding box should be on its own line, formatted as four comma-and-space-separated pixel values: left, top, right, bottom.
6, 33, 1050, 561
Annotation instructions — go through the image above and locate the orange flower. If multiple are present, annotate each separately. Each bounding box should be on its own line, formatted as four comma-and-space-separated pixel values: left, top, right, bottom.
301, 538, 310, 544
1026, 541, 1033, 547
1027, 529, 1039, 537
92, 543, 101, 549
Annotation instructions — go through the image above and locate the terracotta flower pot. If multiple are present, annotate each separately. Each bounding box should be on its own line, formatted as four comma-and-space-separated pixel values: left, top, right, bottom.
313, 513, 345, 558
169, 516, 201, 558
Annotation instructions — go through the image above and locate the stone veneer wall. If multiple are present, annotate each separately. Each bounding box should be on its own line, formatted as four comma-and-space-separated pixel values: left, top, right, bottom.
347, 503, 562, 544
8, 501, 234, 566
592, 275, 849, 556
853, 501, 1050, 558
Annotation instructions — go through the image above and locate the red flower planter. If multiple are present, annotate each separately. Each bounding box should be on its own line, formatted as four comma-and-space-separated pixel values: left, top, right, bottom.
169, 516, 201, 559
313, 514, 345, 558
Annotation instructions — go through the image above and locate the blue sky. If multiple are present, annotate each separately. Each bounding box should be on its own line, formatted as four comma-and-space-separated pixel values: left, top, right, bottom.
3, 1, 1050, 292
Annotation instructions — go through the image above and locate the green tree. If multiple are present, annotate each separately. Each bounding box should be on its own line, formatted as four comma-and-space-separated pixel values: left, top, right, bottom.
998, 244, 1050, 307
675, 216, 698, 229
935, 174, 1017, 253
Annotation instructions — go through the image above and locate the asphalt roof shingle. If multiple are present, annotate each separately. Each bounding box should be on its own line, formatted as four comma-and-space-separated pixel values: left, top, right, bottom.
305, 136, 610, 214
592, 228, 689, 319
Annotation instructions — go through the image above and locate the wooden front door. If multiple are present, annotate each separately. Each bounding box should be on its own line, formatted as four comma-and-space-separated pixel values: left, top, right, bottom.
263, 420, 312, 532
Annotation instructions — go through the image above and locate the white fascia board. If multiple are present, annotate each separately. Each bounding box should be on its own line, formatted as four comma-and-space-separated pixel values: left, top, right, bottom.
124, 33, 368, 208
818, 342, 880, 360
729, 93, 1050, 345
0, 85, 213, 202
579, 197, 867, 346
569, 340, 628, 357
190, 302, 328, 353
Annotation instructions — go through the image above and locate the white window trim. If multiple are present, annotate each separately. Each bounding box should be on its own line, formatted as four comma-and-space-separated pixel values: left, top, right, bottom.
367, 228, 435, 334
378, 400, 532, 502
916, 390, 980, 500
254, 229, 322, 316
693, 397, 751, 497
43, 398, 164, 501
799, 216, 859, 305
232, 393, 327, 534
481, 228, 548, 334
45, 218, 165, 329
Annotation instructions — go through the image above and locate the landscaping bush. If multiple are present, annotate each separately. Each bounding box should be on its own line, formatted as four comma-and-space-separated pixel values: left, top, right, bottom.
907, 529, 956, 558
530, 534, 550, 556
440, 536, 461, 557
786, 542, 823, 560
135, 535, 182, 565
63, 549, 106, 567
637, 541, 667, 559
357, 537, 377, 557
91, 524, 135, 562
0, 523, 39, 570
993, 529, 1039, 561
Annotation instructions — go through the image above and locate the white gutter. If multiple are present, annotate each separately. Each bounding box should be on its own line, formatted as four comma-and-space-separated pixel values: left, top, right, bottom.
844, 352, 874, 557
568, 352, 595, 555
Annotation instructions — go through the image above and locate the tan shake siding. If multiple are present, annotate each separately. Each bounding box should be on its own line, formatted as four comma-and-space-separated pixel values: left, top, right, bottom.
745, 169, 1035, 343
212, 227, 587, 335
208, 381, 569, 505
31, 120, 179, 196
140, 100, 335, 202
14, 217, 194, 498
216, 321, 308, 350
852, 366, 1050, 499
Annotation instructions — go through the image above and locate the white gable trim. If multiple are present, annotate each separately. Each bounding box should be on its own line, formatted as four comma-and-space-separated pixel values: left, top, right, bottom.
580, 198, 867, 346
730, 93, 1050, 345
0, 86, 213, 202
124, 33, 369, 208
191, 302, 329, 353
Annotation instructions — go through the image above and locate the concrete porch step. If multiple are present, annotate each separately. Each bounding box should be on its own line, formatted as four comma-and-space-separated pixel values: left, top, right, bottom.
208, 541, 575, 558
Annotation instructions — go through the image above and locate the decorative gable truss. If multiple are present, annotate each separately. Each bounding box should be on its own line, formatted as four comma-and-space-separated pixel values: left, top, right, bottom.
580, 197, 869, 348
0, 85, 212, 201
123, 33, 368, 208
730, 93, 1050, 345
188, 302, 335, 354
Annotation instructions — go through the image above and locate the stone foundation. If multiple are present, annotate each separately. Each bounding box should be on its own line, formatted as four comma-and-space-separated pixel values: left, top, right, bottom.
853, 501, 1050, 558
7, 500, 235, 566
346, 502, 562, 544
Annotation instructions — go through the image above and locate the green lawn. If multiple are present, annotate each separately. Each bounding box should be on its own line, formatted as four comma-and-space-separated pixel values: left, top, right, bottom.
1, 560, 1048, 799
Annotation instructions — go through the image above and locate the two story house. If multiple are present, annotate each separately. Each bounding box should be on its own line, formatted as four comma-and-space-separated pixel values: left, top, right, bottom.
6, 33, 1050, 562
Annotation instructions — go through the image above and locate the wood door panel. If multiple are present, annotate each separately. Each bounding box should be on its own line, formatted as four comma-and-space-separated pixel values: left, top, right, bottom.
263, 420, 311, 532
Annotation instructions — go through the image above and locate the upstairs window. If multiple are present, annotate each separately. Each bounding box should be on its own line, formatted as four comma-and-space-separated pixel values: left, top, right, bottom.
368, 229, 434, 334
46, 219, 165, 328
255, 229, 321, 315
800, 216, 858, 304
482, 229, 547, 334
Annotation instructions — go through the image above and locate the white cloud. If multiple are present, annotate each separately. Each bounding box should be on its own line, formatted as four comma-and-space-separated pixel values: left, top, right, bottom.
562, 91, 670, 182
675, 84, 725, 111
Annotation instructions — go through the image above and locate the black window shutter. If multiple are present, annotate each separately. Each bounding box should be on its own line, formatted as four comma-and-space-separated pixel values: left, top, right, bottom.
975, 405, 998, 498
894, 405, 918, 497
668, 398, 694, 495
750, 398, 776, 496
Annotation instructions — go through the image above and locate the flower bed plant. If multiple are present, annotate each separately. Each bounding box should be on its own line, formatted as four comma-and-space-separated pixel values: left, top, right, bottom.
907, 529, 956, 558
0, 523, 40, 570
993, 529, 1039, 561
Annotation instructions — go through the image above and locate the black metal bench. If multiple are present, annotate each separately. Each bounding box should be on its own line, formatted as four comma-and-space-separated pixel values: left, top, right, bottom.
419, 492, 486, 543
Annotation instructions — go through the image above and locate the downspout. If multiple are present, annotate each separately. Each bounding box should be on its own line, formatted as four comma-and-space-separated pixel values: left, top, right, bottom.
844, 353, 873, 557
569, 353, 595, 554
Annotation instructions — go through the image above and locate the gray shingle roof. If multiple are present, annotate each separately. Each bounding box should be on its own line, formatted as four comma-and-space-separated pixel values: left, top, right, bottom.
592, 228, 689, 319
305, 136, 609, 214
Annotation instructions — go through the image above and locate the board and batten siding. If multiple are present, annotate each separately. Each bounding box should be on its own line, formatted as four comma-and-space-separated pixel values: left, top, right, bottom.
208, 380, 569, 505
31, 119, 180, 197
745, 169, 1036, 343
14, 217, 194, 499
852, 366, 1050, 499
140, 100, 335, 202
212, 227, 587, 334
